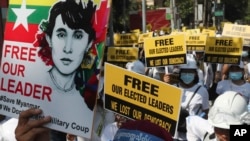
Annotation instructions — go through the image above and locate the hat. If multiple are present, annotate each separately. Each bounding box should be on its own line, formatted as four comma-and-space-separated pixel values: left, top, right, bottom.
179, 54, 197, 69
208, 91, 248, 129
126, 60, 145, 75
113, 120, 173, 141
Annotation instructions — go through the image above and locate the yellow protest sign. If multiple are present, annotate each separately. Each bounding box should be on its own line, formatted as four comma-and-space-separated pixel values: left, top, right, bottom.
201, 29, 216, 37
107, 47, 138, 62
222, 23, 250, 46
186, 35, 207, 52
138, 32, 153, 43
144, 34, 186, 67
185, 29, 200, 35
104, 63, 182, 136
113, 33, 139, 46
204, 37, 243, 64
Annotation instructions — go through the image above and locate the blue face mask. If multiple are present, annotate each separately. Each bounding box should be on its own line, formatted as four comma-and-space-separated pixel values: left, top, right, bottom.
229, 72, 243, 80
180, 73, 195, 84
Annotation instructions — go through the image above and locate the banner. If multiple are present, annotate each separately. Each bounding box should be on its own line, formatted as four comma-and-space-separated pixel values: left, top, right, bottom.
0, 0, 111, 138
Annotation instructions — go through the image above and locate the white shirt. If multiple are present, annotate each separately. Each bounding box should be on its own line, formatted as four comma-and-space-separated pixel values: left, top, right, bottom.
174, 84, 210, 140
180, 84, 210, 115
216, 80, 250, 102
0, 117, 18, 141
186, 115, 215, 141
101, 122, 119, 141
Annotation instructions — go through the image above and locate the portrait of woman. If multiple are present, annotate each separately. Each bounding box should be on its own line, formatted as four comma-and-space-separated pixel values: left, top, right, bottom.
34, 0, 99, 111
32, 0, 103, 138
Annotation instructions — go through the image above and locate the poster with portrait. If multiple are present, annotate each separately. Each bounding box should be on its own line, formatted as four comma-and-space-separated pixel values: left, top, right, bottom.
0, 0, 111, 138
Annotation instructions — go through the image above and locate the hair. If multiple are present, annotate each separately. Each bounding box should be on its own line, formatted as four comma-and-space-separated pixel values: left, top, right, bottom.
179, 69, 199, 84
45, 0, 96, 44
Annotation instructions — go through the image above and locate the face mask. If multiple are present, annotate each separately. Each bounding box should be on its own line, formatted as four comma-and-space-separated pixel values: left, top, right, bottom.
180, 73, 195, 84
229, 72, 243, 80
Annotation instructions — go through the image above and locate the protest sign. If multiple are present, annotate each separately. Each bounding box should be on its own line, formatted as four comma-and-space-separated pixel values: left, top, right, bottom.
104, 63, 183, 136
0, 0, 111, 138
204, 36, 243, 64
107, 47, 138, 68
144, 34, 187, 67
186, 34, 207, 52
222, 23, 250, 46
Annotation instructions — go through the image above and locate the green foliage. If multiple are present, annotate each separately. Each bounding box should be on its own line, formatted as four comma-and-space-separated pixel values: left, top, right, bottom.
176, 0, 194, 19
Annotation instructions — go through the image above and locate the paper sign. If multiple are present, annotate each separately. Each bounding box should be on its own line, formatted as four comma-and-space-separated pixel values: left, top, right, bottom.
0, 0, 111, 138
144, 34, 187, 67
104, 63, 183, 136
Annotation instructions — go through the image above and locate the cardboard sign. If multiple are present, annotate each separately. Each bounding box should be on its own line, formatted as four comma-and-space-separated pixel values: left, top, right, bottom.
113, 33, 139, 46
201, 29, 216, 37
222, 23, 250, 46
204, 37, 243, 64
0, 0, 111, 138
144, 34, 187, 67
138, 32, 153, 43
107, 47, 139, 68
186, 35, 207, 52
107, 47, 138, 62
185, 29, 200, 35
104, 63, 182, 136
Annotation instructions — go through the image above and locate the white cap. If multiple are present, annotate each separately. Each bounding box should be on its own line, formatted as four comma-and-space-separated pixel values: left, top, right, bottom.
208, 91, 248, 129
126, 60, 145, 75
179, 54, 197, 69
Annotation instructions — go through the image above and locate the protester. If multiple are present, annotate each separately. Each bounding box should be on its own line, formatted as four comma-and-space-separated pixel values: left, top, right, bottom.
186, 91, 250, 141
216, 61, 250, 103
125, 59, 146, 75
0, 116, 17, 141
14, 108, 51, 141
174, 54, 209, 141
15, 109, 173, 141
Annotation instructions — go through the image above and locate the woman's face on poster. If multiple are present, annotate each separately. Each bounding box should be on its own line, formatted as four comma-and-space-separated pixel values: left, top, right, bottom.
49, 15, 90, 74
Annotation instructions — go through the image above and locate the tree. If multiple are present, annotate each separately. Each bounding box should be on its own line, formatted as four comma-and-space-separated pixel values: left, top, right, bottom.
222, 0, 248, 23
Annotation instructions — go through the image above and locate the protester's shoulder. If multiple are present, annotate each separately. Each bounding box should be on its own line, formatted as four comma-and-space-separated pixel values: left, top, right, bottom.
217, 79, 230, 85
197, 85, 209, 94
187, 115, 214, 134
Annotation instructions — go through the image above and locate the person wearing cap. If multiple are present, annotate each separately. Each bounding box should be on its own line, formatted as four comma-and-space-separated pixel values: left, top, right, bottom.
113, 120, 173, 141
174, 54, 210, 141
186, 91, 250, 141
216, 61, 250, 103
125, 60, 146, 75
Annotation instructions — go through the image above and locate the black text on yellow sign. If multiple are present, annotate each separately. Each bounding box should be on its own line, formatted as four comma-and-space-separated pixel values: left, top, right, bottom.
104, 63, 182, 135
186, 35, 207, 52
222, 23, 250, 39
107, 47, 138, 62
204, 37, 243, 64
146, 54, 186, 67
144, 34, 186, 67
222, 23, 250, 46
113, 33, 139, 46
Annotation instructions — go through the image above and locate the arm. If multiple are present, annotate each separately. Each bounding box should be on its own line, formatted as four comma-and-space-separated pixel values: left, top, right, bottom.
15, 108, 51, 141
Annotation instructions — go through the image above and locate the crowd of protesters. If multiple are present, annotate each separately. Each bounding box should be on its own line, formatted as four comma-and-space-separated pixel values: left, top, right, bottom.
1, 17, 250, 141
